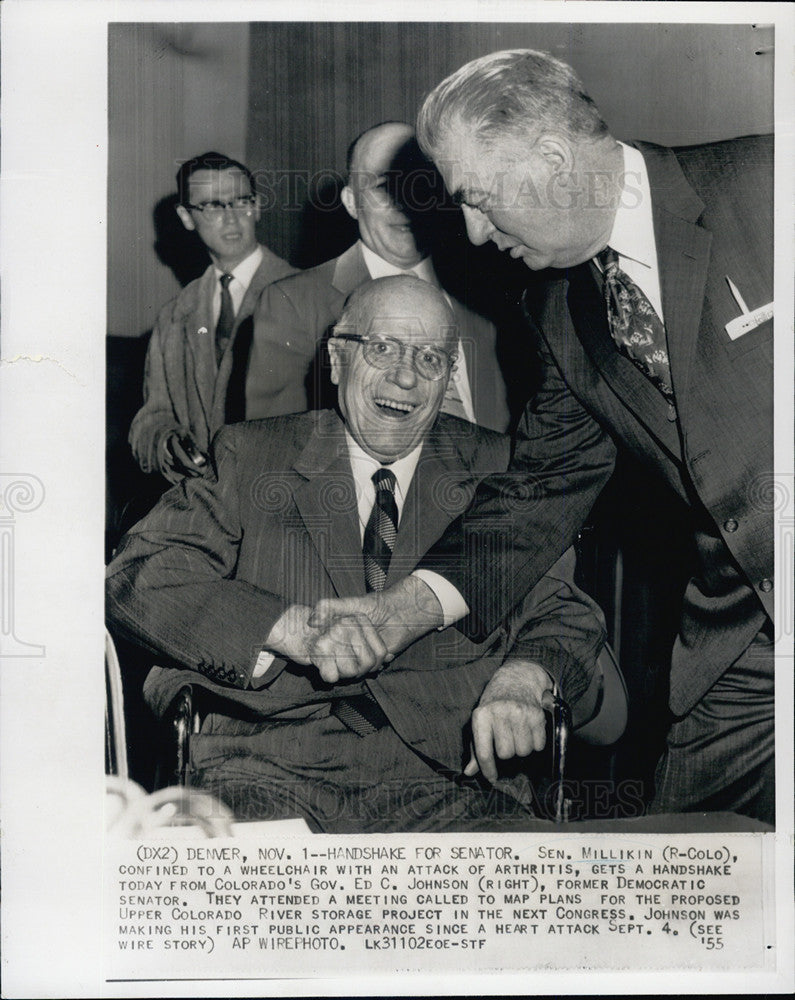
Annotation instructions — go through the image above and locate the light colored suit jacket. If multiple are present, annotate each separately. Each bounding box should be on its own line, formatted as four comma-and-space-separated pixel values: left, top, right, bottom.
244, 242, 511, 431
107, 411, 604, 772
129, 245, 295, 475
421, 135, 774, 716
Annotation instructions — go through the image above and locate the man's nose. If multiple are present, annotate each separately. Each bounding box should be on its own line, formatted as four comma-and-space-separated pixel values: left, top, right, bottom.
461, 204, 493, 246
388, 353, 418, 389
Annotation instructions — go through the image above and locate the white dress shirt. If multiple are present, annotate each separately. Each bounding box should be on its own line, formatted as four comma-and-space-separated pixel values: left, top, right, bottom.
252, 434, 424, 679
359, 241, 476, 423
417, 142, 665, 626
211, 244, 264, 324
344, 430, 422, 541
597, 143, 664, 321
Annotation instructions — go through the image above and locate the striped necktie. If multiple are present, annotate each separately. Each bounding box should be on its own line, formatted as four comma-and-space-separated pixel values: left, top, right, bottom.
215, 272, 235, 365
362, 468, 398, 592
330, 468, 399, 737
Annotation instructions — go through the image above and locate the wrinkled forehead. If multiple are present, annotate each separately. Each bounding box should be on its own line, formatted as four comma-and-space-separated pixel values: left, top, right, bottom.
187, 167, 252, 201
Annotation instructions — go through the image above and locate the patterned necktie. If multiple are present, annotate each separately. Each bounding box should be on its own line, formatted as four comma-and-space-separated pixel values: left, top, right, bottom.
598, 247, 675, 406
215, 273, 235, 365
362, 468, 398, 592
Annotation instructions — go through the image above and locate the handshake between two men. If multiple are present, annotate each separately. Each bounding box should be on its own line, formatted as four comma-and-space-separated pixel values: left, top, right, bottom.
265, 576, 558, 783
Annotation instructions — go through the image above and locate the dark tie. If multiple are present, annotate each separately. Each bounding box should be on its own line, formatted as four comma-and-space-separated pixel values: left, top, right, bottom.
328, 467, 397, 738
598, 247, 676, 409
362, 468, 398, 592
215, 273, 235, 366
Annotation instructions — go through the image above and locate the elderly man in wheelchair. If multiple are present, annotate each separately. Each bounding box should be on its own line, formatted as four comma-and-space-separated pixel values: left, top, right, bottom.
107, 275, 625, 833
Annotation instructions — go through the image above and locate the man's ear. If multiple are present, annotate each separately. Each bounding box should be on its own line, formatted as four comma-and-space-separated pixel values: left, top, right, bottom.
327, 337, 344, 386
340, 185, 358, 221
175, 204, 196, 232
534, 134, 574, 176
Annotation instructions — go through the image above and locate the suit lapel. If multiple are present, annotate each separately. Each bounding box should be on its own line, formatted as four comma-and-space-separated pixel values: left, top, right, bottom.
564, 266, 682, 458
386, 423, 475, 586
555, 145, 712, 458
234, 246, 284, 326
331, 242, 370, 295
291, 411, 367, 597
183, 265, 217, 428
289, 412, 477, 593
234, 251, 267, 327
637, 142, 712, 421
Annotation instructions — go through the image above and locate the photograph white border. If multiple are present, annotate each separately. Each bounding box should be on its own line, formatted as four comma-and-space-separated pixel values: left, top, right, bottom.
1, 2, 792, 996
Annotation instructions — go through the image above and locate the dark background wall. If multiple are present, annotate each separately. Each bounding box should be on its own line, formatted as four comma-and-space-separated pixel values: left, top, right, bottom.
108, 23, 250, 340
246, 21, 774, 268
108, 21, 774, 339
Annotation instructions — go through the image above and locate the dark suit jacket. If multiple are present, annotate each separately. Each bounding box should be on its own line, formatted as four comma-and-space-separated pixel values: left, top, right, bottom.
244, 241, 511, 431
106, 411, 603, 772
420, 135, 773, 716
129, 246, 295, 475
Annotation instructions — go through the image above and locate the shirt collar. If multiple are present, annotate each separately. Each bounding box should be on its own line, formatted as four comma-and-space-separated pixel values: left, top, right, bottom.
359, 240, 434, 283
603, 143, 656, 271
214, 244, 263, 286
343, 427, 422, 507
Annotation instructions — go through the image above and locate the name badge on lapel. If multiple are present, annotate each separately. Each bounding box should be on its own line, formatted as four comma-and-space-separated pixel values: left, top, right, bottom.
724, 276, 773, 341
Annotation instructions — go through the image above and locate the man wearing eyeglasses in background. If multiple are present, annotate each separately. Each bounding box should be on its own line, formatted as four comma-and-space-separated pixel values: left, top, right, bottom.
129, 151, 294, 484
108, 275, 605, 831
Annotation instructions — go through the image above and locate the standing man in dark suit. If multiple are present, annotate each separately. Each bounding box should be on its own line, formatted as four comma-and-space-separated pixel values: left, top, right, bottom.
245, 121, 512, 432
107, 276, 605, 832
130, 151, 294, 483
310, 50, 775, 824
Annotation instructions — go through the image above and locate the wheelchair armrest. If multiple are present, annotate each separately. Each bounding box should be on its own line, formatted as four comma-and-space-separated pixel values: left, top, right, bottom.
159, 684, 203, 788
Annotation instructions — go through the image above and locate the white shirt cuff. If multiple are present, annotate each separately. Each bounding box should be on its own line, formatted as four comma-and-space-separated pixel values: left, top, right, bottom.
412, 570, 469, 627
251, 649, 276, 679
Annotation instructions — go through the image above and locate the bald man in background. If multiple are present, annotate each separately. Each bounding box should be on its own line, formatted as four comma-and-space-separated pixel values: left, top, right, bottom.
244, 121, 511, 432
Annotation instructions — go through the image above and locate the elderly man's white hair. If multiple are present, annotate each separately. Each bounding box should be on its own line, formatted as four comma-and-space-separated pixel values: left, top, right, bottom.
416, 48, 609, 160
